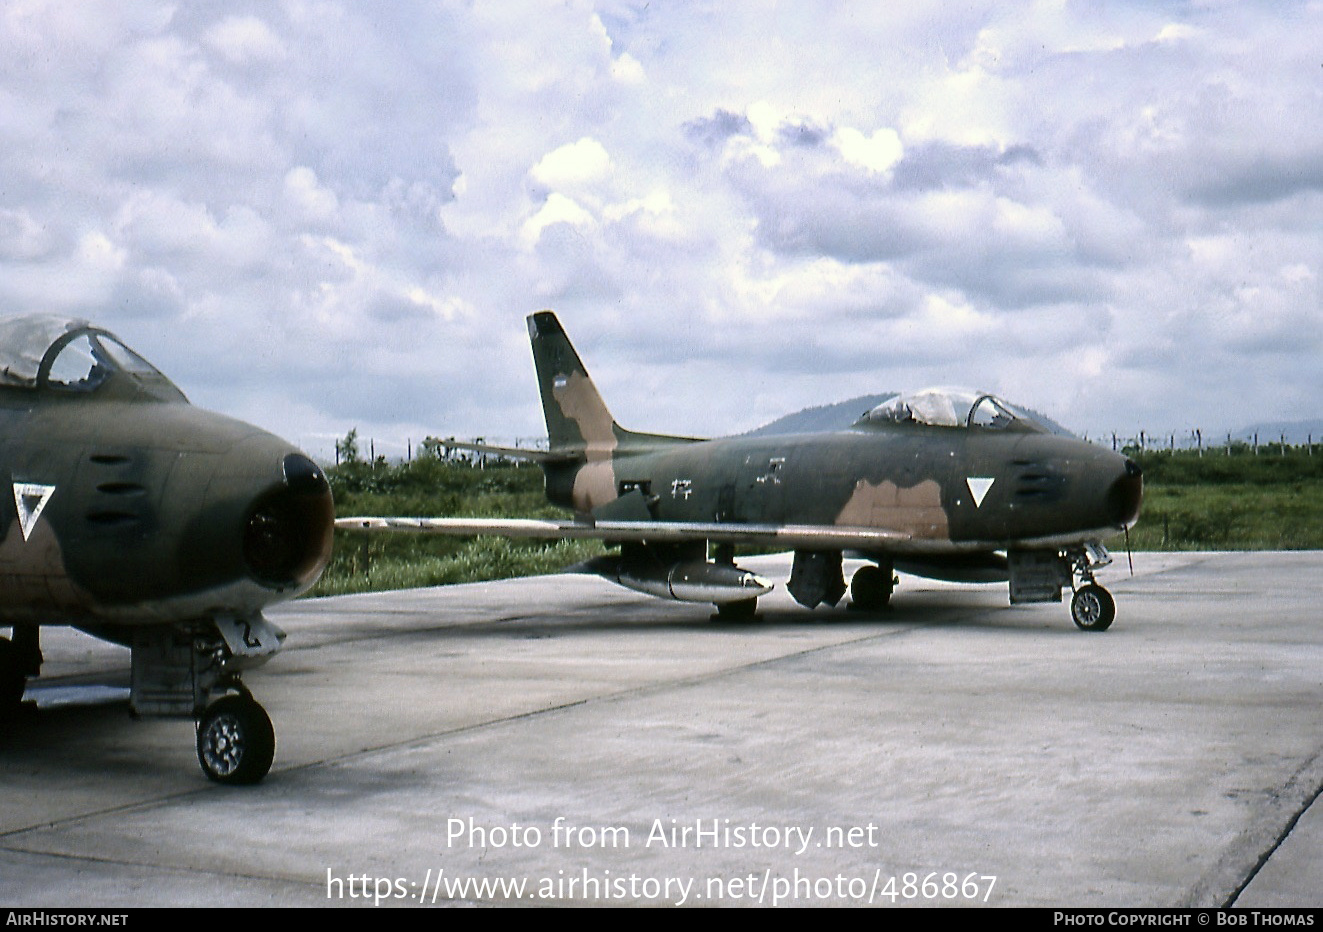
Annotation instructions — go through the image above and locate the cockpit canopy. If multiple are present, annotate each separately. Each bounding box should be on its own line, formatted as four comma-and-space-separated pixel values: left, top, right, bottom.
0, 314, 185, 401
856, 387, 1053, 434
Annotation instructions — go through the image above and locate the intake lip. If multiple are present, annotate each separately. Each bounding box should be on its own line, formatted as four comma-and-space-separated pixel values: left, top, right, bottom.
1106, 458, 1144, 528
243, 454, 335, 589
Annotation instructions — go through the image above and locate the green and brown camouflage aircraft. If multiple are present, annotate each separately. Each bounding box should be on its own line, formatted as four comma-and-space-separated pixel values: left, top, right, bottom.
0, 315, 334, 784
342, 312, 1143, 630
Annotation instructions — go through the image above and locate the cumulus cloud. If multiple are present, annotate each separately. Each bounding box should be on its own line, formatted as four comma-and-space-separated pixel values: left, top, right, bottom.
0, 1, 1315, 453
203, 15, 286, 64
833, 128, 904, 174
522, 192, 596, 247
529, 138, 614, 193
283, 166, 339, 222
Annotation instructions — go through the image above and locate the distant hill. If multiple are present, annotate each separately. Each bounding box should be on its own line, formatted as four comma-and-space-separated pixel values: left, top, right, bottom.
1231, 420, 1323, 447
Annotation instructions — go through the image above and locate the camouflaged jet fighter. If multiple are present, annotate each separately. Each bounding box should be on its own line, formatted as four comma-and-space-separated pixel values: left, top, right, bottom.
340, 311, 1143, 629
0, 315, 334, 784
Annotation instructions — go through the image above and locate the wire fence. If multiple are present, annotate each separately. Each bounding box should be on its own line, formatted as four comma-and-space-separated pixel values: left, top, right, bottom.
1083, 429, 1317, 457
330, 428, 1319, 467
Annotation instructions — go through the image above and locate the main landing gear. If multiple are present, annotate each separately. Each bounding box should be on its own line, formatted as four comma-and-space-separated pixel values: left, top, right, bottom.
849, 562, 896, 612
709, 543, 762, 621
713, 598, 759, 621
0, 639, 25, 715
0, 625, 41, 721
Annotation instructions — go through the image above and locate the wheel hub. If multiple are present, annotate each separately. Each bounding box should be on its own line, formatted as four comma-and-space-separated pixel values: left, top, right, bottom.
1075, 593, 1101, 623
200, 714, 245, 777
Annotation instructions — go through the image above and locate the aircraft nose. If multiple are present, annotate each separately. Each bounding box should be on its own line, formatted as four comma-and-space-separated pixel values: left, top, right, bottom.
1105, 457, 1144, 528
242, 453, 335, 590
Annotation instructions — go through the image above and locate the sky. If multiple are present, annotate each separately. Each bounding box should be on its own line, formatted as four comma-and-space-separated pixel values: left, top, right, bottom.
1, 1, 1320, 459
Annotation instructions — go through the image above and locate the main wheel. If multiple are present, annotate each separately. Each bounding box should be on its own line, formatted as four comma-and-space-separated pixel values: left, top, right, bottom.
1071, 584, 1115, 632
849, 565, 893, 611
0, 638, 25, 716
197, 695, 276, 785
713, 597, 758, 621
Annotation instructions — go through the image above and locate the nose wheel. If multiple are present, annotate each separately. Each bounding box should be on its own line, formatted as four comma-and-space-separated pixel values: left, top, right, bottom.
1070, 583, 1115, 632
197, 694, 276, 785
1060, 543, 1118, 632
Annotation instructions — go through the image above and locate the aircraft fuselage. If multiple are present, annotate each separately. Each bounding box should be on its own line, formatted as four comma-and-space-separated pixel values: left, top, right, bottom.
0, 394, 333, 627
549, 426, 1142, 555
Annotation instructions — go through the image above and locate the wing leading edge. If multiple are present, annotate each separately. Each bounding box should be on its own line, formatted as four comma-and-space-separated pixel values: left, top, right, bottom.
334, 516, 911, 551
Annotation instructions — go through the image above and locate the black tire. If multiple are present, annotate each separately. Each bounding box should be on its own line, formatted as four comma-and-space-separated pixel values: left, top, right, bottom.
196, 695, 276, 785
1071, 584, 1115, 632
0, 637, 25, 715
850, 565, 893, 611
714, 597, 758, 621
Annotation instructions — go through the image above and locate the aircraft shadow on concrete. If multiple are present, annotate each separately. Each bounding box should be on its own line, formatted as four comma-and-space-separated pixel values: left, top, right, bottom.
332, 586, 1084, 640
0, 700, 160, 773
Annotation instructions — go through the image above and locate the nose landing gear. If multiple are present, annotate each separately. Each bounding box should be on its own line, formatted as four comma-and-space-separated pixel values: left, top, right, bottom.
131, 615, 285, 783
1009, 543, 1118, 631
1070, 583, 1116, 632
1067, 544, 1116, 632
197, 691, 276, 785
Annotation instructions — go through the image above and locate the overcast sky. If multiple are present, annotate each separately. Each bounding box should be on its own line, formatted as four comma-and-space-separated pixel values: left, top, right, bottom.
2, 1, 1319, 458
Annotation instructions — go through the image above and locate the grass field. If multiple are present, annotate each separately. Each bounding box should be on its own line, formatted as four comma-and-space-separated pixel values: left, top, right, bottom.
310, 458, 607, 598
1121, 447, 1323, 551
312, 446, 1323, 596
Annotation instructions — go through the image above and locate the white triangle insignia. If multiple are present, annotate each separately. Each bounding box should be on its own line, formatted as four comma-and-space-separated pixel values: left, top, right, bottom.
966, 477, 995, 508
13, 482, 56, 541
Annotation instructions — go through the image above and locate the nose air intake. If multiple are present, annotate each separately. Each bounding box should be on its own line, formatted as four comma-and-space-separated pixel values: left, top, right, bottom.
243, 454, 335, 589
1107, 458, 1144, 528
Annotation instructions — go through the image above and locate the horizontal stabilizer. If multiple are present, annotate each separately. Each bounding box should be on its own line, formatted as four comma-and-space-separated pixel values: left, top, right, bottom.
439, 439, 579, 465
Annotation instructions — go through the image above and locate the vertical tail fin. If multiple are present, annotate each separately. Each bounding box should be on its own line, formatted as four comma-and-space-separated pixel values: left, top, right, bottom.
525, 310, 704, 515
526, 311, 618, 456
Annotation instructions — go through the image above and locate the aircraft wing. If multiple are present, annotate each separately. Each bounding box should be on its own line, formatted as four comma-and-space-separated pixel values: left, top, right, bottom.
334, 516, 911, 550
